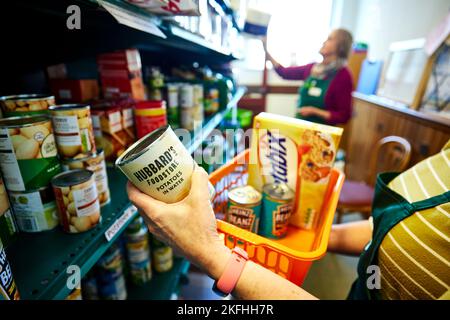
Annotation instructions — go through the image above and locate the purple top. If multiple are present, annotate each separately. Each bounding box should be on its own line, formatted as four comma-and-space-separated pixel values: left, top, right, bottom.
275, 63, 353, 125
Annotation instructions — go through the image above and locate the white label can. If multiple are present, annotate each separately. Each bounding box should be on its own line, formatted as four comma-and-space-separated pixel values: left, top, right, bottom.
116, 125, 215, 203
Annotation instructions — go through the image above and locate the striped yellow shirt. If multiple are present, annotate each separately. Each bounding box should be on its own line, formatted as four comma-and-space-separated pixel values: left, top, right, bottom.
378, 140, 450, 300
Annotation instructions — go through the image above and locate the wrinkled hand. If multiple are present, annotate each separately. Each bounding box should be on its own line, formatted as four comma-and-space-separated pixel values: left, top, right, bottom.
127, 167, 230, 279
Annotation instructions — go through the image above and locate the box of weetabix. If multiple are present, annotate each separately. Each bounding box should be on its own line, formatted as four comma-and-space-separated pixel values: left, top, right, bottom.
247, 113, 343, 230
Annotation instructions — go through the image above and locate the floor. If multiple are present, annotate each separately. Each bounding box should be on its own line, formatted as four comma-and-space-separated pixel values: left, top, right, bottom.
179, 213, 363, 300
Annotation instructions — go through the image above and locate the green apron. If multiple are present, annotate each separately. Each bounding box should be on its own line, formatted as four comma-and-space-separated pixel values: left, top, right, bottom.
348, 172, 450, 300
297, 71, 336, 124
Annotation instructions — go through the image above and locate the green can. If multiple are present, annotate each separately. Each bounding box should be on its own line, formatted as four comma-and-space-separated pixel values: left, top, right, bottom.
227, 185, 262, 233
260, 183, 295, 239
0, 115, 61, 192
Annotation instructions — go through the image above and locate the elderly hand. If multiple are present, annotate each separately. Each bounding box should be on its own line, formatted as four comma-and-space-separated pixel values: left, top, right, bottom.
127, 167, 231, 279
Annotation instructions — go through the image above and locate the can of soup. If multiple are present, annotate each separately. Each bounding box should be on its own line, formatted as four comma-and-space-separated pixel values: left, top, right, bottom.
125, 227, 152, 285
51, 169, 101, 233
8, 186, 59, 233
96, 243, 127, 300
115, 125, 215, 203
260, 183, 294, 239
0, 115, 61, 192
227, 185, 262, 233
0, 94, 55, 117
193, 84, 204, 126
61, 150, 110, 207
49, 104, 96, 158
0, 238, 20, 300
0, 176, 18, 248
152, 237, 173, 273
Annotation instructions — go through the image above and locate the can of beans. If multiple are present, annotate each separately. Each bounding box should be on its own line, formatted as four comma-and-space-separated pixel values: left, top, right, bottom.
49, 104, 96, 159
8, 186, 59, 233
166, 83, 180, 129
227, 185, 262, 233
61, 150, 110, 207
125, 226, 152, 285
51, 169, 101, 233
0, 115, 61, 192
115, 125, 215, 203
260, 183, 294, 239
134, 100, 167, 139
0, 94, 55, 117
152, 237, 173, 273
0, 176, 18, 248
0, 238, 20, 300
96, 243, 127, 300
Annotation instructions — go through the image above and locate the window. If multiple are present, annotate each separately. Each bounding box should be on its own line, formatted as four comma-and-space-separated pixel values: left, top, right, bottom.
234, 0, 334, 71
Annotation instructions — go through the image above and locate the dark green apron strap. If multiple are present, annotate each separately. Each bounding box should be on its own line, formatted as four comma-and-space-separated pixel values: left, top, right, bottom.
411, 191, 450, 211
348, 172, 450, 300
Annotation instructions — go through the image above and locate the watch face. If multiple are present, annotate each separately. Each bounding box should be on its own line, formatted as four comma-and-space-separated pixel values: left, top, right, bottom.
212, 281, 229, 298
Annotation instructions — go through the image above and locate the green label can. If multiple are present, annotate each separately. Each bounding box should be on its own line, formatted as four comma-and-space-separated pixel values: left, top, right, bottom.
166, 83, 180, 129
260, 183, 294, 239
8, 186, 59, 233
0, 115, 61, 192
227, 185, 262, 233
0, 176, 18, 248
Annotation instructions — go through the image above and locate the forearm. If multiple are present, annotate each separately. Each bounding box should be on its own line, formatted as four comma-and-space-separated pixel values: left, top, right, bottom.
328, 219, 372, 256
205, 245, 317, 300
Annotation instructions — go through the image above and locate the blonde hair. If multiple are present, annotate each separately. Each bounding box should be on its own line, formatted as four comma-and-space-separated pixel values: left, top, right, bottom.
334, 29, 353, 60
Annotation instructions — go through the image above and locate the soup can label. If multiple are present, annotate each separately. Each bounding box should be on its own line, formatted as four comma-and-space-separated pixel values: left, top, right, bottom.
0, 94, 55, 118
125, 229, 152, 285
97, 244, 127, 300
0, 118, 61, 192
9, 187, 59, 233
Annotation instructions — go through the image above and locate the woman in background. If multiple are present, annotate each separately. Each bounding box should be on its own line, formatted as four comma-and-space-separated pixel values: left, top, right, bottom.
264, 29, 354, 125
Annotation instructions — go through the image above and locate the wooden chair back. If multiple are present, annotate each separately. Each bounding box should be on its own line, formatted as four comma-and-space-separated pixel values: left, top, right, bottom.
367, 136, 412, 186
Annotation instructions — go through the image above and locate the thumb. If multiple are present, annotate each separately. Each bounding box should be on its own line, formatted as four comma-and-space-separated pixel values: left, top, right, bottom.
127, 181, 166, 213
188, 166, 211, 202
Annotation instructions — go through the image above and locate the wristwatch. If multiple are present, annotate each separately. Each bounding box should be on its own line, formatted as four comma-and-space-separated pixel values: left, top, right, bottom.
212, 247, 249, 297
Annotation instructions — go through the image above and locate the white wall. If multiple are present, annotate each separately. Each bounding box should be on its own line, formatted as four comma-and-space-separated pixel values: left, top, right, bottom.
351, 0, 450, 60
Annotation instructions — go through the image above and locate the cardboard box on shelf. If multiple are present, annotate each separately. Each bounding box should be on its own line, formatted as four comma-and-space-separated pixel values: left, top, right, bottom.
49, 79, 99, 102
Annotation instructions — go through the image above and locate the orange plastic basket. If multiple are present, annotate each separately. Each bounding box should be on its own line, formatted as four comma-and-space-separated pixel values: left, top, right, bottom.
209, 149, 345, 286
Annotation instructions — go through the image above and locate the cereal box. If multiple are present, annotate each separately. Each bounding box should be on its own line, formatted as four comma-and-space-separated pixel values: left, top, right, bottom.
247, 113, 343, 230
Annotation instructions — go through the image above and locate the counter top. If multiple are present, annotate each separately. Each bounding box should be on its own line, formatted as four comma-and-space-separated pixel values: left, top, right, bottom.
352, 92, 450, 130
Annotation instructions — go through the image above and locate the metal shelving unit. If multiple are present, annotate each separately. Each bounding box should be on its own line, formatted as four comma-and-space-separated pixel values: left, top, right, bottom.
5, 88, 244, 300
3, 0, 244, 301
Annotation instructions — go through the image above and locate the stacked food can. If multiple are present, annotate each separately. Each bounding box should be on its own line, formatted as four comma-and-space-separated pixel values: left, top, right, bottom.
48, 103, 107, 233
0, 115, 61, 235
0, 94, 55, 117
124, 217, 152, 285
96, 243, 128, 300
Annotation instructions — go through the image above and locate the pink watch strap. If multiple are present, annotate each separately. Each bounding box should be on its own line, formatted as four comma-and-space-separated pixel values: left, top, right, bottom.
216, 247, 248, 295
